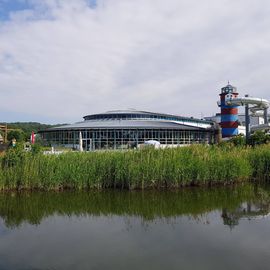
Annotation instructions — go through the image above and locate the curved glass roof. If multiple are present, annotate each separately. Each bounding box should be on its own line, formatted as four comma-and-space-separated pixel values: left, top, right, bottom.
83, 110, 212, 125
42, 110, 214, 132
48, 120, 209, 131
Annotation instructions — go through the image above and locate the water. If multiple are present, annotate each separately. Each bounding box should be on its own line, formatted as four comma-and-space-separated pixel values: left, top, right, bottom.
0, 184, 270, 270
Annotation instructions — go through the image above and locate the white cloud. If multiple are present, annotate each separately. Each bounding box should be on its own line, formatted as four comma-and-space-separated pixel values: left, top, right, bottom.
0, 0, 270, 123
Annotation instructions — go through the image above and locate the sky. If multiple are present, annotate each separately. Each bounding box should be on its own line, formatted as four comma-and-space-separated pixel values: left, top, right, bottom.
0, 0, 270, 124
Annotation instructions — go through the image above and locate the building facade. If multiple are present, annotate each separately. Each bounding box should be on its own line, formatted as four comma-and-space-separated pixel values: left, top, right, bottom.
39, 110, 218, 150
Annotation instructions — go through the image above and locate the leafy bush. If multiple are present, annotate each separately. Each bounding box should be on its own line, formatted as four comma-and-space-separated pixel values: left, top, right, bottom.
229, 134, 245, 146
2, 143, 25, 168
7, 130, 26, 142
249, 131, 270, 146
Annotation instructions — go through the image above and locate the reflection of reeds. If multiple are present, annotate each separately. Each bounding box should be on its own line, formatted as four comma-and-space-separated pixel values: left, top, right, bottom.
0, 145, 269, 190
0, 184, 257, 228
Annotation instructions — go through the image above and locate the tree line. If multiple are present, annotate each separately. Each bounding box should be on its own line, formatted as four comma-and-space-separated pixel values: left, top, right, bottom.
0, 122, 63, 142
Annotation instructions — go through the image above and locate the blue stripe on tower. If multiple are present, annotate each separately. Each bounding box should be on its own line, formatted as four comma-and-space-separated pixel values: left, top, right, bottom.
222, 128, 238, 137
220, 103, 238, 109
221, 115, 238, 122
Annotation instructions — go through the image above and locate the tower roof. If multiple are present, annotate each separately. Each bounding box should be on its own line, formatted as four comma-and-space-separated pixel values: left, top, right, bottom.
221, 83, 237, 94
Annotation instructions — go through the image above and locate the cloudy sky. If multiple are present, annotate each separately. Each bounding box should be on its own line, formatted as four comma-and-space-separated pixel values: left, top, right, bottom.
0, 0, 270, 123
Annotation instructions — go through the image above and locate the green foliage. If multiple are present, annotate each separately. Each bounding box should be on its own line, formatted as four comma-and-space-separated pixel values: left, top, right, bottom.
0, 122, 64, 142
31, 143, 42, 155
0, 145, 269, 191
2, 143, 25, 168
7, 130, 26, 142
229, 134, 246, 146
0, 183, 260, 228
248, 146, 270, 180
34, 134, 44, 145
249, 131, 270, 146
219, 132, 270, 147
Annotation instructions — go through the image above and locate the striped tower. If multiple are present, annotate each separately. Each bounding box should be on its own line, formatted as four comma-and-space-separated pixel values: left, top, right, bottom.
219, 84, 239, 138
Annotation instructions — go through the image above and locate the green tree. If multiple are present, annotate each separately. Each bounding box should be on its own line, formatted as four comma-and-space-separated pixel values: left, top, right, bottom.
7, 130, 26, 142
0, 122, 64, 139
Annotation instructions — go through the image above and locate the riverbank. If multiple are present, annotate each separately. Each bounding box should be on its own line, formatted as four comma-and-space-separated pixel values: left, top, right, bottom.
0, 145, 269, 190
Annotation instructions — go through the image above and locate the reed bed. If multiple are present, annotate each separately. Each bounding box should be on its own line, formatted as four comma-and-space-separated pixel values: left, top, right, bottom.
0, 145, 269, 190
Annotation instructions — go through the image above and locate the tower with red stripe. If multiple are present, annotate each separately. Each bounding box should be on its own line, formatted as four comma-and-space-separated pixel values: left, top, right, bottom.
219, 83, 239, 138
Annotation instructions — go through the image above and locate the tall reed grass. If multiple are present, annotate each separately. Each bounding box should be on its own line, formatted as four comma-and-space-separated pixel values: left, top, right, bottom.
0, 144, 269, 190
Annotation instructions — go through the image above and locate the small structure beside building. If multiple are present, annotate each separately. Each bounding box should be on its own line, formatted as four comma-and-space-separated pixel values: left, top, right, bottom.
0, 125, 7, 144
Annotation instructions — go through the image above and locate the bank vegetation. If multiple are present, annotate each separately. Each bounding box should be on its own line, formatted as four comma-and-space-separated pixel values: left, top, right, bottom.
0, 144, 269, 190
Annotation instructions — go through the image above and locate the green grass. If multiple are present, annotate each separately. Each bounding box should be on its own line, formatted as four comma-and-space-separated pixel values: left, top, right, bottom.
0, 144, 269, 191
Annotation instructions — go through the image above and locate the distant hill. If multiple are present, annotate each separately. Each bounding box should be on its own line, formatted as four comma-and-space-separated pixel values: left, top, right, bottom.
0, 122, 66, 138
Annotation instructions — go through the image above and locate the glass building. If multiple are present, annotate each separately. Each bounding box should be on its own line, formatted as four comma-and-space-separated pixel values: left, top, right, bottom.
39, 110, 218, 150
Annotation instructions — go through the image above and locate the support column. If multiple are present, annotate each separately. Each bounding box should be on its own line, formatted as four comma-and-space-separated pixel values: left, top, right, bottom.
245, 95, 250, 144
264, 108, 268, 124
4, 124, 7, 143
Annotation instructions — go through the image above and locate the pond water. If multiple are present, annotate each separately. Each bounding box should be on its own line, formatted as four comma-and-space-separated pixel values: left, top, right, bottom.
0, 183, 270, 270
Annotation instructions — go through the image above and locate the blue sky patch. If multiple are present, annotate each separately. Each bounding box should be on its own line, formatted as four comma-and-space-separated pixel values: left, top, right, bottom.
0, 0, 98, 21
88, 0, 97, 8
0, 0, 33, 21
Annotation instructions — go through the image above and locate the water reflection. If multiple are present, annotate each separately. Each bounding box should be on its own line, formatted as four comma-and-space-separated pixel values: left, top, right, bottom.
0, 184, 270, 270
221, 186, 270, 228
0, 183, 269, 228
